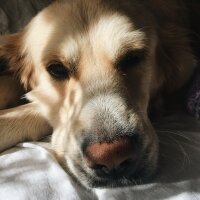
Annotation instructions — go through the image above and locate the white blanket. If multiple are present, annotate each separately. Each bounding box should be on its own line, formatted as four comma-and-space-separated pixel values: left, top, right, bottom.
0, 1, 200, 199
1, 112, 200, 200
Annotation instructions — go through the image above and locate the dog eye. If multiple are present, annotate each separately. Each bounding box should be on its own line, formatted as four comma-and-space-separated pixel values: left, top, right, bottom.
47, 62, 70, 80
118, 51, 144, 71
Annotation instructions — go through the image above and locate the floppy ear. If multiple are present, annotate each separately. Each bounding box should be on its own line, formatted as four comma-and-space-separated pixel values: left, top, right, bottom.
0, 33, 35, 89
156, 26, 197, 94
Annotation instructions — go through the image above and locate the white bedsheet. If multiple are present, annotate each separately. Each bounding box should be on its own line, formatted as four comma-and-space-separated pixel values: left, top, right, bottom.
0, 1, 200, 199
0, 112, 200, 200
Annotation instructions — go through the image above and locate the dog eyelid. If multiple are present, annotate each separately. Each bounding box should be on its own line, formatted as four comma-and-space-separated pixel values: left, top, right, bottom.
47, 61, 71, 81
117, 50, 145, 71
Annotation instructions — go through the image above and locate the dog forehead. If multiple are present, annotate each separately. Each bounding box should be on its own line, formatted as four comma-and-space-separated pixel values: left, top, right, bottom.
24, 0, 147, 66
88, 14, 146, 60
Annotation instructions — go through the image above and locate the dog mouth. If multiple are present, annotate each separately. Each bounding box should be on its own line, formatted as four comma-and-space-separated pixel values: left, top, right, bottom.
67, 147, 157, 188
84, 172, 147, 188
57, 97, 158, 188
84, 164, 152, 188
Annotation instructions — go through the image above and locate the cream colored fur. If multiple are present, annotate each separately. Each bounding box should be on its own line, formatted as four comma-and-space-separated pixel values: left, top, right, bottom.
0, 0, 199, 188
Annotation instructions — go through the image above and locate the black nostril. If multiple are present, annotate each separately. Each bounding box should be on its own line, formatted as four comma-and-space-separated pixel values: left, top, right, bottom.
102, 166, 111, 174
91, 164, 105, 170
119, 159, 133, 169
90, 164, 111, 175
90, 159, 134, 175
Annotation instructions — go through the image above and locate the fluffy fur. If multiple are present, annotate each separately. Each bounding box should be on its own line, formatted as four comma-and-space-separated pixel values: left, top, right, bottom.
0, 0, 199, 188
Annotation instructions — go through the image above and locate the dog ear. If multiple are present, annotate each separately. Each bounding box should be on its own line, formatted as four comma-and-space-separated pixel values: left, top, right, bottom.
0, 34, 20, 75
156, 27, 197, 94
0, 33, 36, 89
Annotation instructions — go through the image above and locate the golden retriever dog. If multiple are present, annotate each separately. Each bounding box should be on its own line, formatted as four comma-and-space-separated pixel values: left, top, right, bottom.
0, 0, 199, 188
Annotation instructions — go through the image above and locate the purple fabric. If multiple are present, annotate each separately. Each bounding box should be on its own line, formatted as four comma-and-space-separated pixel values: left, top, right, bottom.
187, 69, 200, 119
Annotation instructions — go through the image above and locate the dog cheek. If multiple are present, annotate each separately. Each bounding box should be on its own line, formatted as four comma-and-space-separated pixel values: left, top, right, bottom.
25, 84, 61, 124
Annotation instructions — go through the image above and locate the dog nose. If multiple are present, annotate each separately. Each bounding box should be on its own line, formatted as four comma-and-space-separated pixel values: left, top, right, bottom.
83, 137, 138, 175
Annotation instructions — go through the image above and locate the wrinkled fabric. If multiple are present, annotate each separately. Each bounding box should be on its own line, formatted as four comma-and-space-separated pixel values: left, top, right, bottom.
0, 1, 200, 199
0, 112, 200, 200
0, 143, 94, 200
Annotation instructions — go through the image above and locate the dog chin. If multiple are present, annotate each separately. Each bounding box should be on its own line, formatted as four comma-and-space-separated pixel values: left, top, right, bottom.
80, 166, 155, 189
65, 152, 157, 189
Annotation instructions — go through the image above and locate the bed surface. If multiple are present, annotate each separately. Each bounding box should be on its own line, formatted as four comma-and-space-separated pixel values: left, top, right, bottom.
0, 111, 200, 200
0, 1, 200, 199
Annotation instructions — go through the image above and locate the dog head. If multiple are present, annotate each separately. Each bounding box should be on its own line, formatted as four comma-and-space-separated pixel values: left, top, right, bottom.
0, 0, 195, 188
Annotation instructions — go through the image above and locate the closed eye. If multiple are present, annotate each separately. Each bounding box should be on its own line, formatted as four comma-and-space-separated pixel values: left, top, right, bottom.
117, 50, 145, 71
